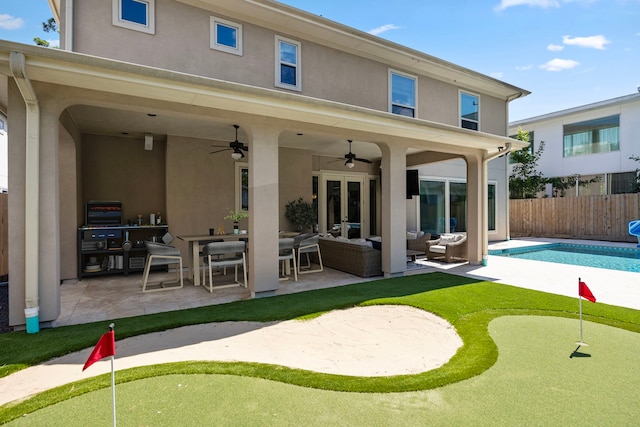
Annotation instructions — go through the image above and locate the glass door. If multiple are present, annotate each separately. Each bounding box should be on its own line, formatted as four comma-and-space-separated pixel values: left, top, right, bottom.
323, 175, 365, 239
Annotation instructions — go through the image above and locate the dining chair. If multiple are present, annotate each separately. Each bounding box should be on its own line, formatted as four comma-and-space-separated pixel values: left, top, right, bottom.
142, 241, 184, 293
278, 237, 298, 281
297, 234, 323, 275
201, 240, 247, 292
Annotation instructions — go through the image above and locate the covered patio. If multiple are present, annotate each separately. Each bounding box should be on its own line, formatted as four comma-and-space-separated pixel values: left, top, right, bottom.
2, 40, 526, 328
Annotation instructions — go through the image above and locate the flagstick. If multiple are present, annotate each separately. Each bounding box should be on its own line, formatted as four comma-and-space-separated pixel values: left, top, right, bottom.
576, 279, 588, 346
109, 323, 116, 427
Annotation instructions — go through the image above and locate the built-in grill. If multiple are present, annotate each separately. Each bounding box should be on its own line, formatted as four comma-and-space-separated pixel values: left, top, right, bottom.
85, 201, 122, 226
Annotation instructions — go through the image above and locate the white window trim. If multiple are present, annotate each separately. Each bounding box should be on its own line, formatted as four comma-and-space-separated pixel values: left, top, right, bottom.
112, 0, 155, 35
459, 90, 480, 131
275, 35, 302, 92
210, 16, 243, 56
388, 69, 418, 117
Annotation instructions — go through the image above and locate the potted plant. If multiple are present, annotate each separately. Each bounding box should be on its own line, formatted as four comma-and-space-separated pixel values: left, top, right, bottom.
224, 210, 248, 234
284, 197, 315, 232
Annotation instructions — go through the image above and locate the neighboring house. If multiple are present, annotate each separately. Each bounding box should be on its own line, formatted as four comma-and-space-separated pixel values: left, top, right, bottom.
508, 92, 640, 197
1, 0, 528, 329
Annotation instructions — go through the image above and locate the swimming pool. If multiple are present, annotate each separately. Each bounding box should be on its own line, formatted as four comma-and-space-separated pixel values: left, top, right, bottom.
489, 243, 640, 272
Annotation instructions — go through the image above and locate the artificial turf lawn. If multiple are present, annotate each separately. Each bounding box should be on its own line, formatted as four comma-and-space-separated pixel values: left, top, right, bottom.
0, 272, 639, 424
5, 317, 640, 426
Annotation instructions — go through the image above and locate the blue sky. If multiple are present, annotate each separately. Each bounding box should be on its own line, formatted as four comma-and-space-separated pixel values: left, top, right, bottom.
0, 0, 638, 121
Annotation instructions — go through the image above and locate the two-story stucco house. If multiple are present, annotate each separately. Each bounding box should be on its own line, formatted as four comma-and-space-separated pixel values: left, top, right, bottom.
0, 0, 528, 330
509, 92, 640, 197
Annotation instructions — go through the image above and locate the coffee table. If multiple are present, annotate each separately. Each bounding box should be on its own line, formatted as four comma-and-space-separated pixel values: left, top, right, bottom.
406, 249, 424, 262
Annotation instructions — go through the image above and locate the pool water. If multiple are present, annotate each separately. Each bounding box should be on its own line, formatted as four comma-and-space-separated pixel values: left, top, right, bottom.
489, 243, 640, 273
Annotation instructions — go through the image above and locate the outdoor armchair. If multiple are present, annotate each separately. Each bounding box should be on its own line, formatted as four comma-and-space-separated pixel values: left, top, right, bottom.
426, 234, 468, 263
142, 241, 184, 292
201, 240, 247, 292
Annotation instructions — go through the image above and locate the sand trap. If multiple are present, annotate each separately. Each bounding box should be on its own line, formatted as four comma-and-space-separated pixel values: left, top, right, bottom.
0, 305, 462, 405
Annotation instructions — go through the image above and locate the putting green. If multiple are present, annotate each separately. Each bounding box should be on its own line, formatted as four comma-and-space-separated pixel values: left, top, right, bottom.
6, 316, 640, 426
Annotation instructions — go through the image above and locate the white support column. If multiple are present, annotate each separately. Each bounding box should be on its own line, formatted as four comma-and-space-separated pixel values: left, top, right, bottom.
465, 152, 484, 265
246, 122, 281, 297
379, 143, 407, 277
38, 103, 62, 322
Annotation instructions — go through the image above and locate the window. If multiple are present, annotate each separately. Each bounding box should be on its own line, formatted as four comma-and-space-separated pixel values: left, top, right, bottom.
460, 92, 479, 130
235, 163, 249, 212
275, 36, 301, 91
112, 0, 155, 34
210, 16, 242, 55
563, 115, 620, 157
609, 171, 637, 194
419, 179, 496, 235
389, 70, 416, 117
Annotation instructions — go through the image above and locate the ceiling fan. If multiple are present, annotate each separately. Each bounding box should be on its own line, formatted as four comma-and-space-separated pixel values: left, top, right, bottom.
340, 140, 372, 168
209, 124, 247, 160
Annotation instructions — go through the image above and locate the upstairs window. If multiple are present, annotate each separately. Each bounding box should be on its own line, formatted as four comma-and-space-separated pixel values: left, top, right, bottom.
563, 115, 620, 157
389, 70, 416, 117
112, 0, 155, 34
210, 16, 243, 55
460, 92, 479, 130
275, 36, 301, 91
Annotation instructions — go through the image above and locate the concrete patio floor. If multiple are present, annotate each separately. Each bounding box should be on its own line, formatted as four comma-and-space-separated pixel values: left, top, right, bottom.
57, 237, 640, 327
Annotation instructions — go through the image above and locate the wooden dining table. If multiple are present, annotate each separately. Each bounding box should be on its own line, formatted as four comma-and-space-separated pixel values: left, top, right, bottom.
177, 233, 250, 287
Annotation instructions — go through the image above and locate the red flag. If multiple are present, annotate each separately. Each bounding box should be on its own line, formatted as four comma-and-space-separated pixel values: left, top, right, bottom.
579, 281, 596, 303
83, 330, 115, 371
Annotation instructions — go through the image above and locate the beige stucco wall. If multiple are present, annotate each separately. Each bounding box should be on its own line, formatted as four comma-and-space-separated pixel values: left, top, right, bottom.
70, 0, 507, 132
81, 134, 166, 224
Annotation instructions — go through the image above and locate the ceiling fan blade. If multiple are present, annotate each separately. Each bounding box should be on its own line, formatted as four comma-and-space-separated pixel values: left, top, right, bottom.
355, 157, 372, 164
209, 148, 231, 155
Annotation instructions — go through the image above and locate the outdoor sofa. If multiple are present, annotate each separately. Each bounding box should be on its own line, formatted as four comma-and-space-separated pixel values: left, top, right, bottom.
317, 237, 382, 277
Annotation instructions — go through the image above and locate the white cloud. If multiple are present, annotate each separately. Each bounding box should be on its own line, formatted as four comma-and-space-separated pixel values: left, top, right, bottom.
490, 72, 504, 79
516, 65, 534, 71
368, 24, 401, 36
0, 14, 24, 30
562, 34, 611, 49
48, 39, 60, 48
495, 0, 560, 11
495, 0, 598, 10
547, 44, 564, 51
539, 58, 580, 71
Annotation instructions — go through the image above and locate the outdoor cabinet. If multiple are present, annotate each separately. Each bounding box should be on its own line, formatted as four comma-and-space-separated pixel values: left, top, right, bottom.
77, 225, 169, 279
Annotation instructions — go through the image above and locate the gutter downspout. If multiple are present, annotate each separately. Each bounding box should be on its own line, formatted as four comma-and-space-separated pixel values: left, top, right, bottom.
9, 51, 41, 333
481, 142, 512, 265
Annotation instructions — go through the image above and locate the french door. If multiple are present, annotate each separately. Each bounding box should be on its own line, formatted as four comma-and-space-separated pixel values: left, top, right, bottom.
322, 174, 365, 239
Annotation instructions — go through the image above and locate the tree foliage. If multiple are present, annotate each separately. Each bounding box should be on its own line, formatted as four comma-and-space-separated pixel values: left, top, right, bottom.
34, 18, 58, 47
630, 155, 640, 193
509, 129, 546, 199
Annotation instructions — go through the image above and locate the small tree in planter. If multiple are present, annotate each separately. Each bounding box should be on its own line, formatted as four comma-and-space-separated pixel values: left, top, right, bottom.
224, 210, 248, 233
285, 197, 315, 232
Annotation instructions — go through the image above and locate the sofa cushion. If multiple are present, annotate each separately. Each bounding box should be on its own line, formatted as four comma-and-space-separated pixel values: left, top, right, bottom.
406, 231, 418, 240
439, 234, 457, 244
429, 245, 447, 254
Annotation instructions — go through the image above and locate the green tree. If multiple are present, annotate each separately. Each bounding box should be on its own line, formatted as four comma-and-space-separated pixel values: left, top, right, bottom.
509, 129, 546, 199
34, 18, 57, 47
630, 155, 640, 192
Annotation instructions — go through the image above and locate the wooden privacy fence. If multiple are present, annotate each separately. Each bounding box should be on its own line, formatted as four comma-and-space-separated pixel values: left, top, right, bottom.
510, 194, 640, 243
